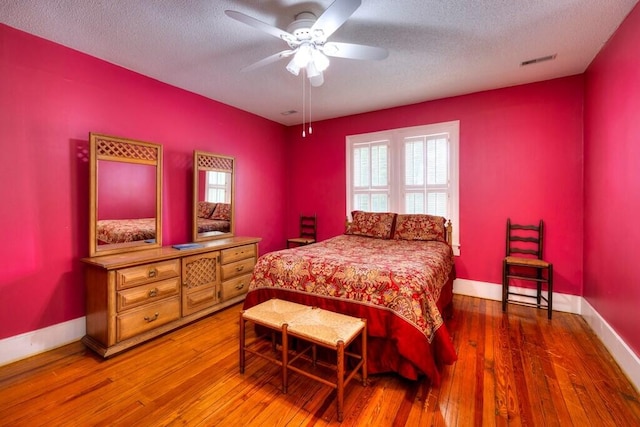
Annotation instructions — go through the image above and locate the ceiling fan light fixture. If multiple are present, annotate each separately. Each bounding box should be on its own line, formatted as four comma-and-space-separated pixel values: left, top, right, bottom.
306, 61, 324, 86
293, 44, 313, 68
308, 72, 324, 87
286, 57, 301, 75
311, 49, 330, 72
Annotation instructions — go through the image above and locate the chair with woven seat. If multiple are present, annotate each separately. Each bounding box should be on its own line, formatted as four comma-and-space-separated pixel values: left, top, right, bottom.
287, 214, 317, 248
502, 218, 553, 319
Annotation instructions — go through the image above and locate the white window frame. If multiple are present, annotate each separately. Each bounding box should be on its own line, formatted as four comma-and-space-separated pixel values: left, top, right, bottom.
346, 121, 460, 255
205, 171, 231, 204
350, 138, 391, 212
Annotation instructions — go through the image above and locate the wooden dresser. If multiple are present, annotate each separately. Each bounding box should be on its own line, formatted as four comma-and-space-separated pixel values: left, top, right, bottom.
82, 236, 260, 357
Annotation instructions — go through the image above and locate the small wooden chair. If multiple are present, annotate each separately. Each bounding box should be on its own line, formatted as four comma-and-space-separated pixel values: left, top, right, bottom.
287, 215, 317, 248
502, 218, 553, 319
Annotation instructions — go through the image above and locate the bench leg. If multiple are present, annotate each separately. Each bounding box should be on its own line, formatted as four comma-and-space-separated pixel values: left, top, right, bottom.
282, 324, 289, 394
312, 343, 317, 367
336, 340, 345, 422
361, 321, 368, 386
239, 312, 245, 374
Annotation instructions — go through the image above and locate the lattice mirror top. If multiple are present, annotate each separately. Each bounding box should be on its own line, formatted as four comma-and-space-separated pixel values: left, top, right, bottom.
197, 154, 233, 172
193, 150, 236, 242
96, 137, 159, 163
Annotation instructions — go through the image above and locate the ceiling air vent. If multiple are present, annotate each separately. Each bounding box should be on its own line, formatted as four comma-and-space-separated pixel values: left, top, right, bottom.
281, 110, 298, 116
521, 54, 557, 66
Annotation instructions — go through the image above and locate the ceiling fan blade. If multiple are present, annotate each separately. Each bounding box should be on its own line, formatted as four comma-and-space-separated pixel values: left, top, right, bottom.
225, 10, 297, 44
241, 50, 295, 73
323, 42, 388, 61
311, 0, 361, 39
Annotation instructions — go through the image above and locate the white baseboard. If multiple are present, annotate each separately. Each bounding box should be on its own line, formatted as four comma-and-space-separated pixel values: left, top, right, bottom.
581, 298, 640, 392
453, 278, 582, 314
0, 317, 85, 366
453, 278, 639, 392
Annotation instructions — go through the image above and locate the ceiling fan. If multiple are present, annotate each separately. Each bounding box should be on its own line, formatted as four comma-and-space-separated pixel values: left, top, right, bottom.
225, 0, 389, 87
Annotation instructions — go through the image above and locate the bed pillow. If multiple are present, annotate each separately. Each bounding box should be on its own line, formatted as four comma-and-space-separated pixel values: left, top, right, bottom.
347, 211, 396, 239
197, 201, 217, 219
393, 214, 446, 242
211, 202, 231, 221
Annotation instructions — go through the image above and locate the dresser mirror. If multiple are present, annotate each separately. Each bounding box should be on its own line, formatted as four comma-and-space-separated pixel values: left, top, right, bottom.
193, 150, 235, 242
89, 133, 162, 257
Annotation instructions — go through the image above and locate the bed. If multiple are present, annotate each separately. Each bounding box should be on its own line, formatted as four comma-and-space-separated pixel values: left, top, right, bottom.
96, 218, 156, 244
196, 218, 231, 233
196, 201, 231, 234
244, 211, 457, 383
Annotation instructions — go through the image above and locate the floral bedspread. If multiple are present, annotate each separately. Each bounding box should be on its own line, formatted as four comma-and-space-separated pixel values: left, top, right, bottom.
96, 218, 156, 244
249, 234, 454, 343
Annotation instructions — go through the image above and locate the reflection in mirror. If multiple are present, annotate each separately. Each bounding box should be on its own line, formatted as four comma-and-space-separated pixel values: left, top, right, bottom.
193, 151, 235, 242
89, 133, 162, 257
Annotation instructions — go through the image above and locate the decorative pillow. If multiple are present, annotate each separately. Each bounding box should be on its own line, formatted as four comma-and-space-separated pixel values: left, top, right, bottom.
393, 214, 446, 242
197, 201, 217, 219
211, 203, 231, 221
347, 210, 396, 239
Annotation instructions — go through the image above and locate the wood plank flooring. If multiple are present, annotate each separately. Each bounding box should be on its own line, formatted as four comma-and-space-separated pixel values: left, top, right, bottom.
1, 295, 638, 426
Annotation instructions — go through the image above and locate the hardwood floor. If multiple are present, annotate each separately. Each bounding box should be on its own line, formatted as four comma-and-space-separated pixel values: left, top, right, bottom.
1, 295, 638, 426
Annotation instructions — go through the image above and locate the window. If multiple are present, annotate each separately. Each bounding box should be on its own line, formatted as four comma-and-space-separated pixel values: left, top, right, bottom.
351, 140, 390, 211
346, 121, 460, 254
205, 171, 231, 203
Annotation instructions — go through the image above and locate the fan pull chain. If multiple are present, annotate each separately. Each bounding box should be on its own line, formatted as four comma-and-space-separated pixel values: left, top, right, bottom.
308, 80, 313, 135
302, 69, 306, 138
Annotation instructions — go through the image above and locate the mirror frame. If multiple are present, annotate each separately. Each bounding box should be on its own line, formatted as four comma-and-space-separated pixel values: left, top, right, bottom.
89, 133, 163, 257
192, 150, 235, 242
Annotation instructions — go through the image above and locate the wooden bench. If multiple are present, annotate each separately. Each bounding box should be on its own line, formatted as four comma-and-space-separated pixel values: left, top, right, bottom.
239, 299, 367, 422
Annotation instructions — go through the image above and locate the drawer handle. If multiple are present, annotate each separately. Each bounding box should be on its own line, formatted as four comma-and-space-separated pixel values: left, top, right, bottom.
148, 288, 158, 298
235, 282, 245, 290
144, 312, 159, 322
148, 268, 157, 278
235, 265, 245, 272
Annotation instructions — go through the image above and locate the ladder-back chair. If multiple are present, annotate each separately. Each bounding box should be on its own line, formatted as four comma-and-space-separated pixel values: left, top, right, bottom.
502, 218, 553, 319
287, 215, 317, 248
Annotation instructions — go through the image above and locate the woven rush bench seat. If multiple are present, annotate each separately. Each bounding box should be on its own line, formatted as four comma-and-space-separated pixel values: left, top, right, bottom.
239, 298, 367, 422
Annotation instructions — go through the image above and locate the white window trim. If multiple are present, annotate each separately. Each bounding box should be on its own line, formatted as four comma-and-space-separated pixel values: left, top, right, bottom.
346, 121, 460, 255
205, 171, 232, 204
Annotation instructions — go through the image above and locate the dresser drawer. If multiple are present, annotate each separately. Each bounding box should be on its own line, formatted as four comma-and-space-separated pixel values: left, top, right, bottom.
116, 278, 180, 312
116, 260, 180, 290
222, 274, 251, 301
116, 296, 180, 342
221, 244, 255, 264
183, 286, 218, 316
221, 257, 255, 281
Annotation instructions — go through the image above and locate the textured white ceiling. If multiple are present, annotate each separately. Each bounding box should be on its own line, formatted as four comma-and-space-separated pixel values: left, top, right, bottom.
1, 0, 637, 126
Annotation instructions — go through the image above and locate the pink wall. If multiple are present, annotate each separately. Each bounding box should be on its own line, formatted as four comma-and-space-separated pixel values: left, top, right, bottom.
0, 25, 288, 339
97, 161, 156, 219
584, 4, 640, 356
286, 77, 584, 296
